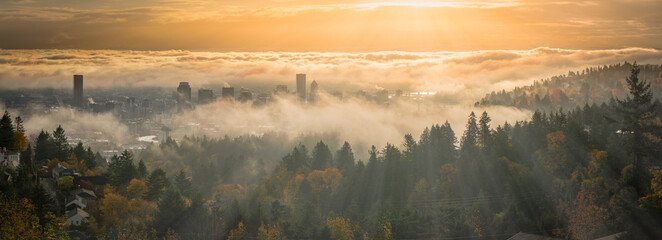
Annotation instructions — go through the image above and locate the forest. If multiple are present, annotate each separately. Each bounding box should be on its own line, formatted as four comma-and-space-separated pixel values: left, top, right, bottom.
476, 62, 662, 112
1, 65, 662, 240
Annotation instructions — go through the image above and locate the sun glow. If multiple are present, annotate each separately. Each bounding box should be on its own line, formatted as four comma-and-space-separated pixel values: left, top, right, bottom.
355, 1, 515, 9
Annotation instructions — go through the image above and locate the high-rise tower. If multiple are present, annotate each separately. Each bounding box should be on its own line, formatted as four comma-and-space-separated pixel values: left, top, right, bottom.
309, 80, 318, 103
177, 82, 192, 103
222, 86, 235, 99
296, 73, 306, 101
73, 75, 84, 108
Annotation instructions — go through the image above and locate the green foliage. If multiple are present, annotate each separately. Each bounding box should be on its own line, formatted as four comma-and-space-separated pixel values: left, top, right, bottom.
52, 125, 69, 162
57, 176, 74, 192
3, 68, 662, 239
173, 170, 192, 198
476, 62, 662, 111
0, 110, 15, 150
153, 187, 186, 235
311, 141, 332, 170
34, 130, 55, 163
145, 168, 169, 201
335, 141, 355, 171
107, 150, 137, 187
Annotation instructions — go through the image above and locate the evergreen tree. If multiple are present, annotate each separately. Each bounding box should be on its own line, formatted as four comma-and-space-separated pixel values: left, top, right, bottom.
478, 111, 492, 153
34, 130, 55, 163
616, 63, 662, 193
137, 159, 148, 179
174, 169, 193, 198
0, 111, 15, 150
52, 125, 69, 162
311, 141, 332, 170
335, 142, 355, 171
154, 187, 186, 234
18, 144, 35, 187
72, 142, 87, 167
460, 112, 479, 160
107, 150, 137, 186
85, 147, 97, 169
14, 116, 24, 133
145, 168, 169, 201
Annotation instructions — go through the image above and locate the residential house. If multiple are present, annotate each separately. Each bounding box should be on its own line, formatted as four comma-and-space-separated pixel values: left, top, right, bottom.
74, 175, 107, 198
52, 164, 74, 181
65, 208, 90, 226
0, 149, 20, 169
65, 195, 87, 211
72, 188, 97, 201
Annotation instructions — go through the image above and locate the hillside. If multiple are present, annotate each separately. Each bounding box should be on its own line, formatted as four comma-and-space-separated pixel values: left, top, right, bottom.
476, 62, 662, 110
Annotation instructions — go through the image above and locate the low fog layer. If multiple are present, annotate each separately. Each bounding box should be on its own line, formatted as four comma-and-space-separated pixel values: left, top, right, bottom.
2, 47, 662, 103
10, 93, 530, 160
175, 94, 531, 158
12, 106, 132, 145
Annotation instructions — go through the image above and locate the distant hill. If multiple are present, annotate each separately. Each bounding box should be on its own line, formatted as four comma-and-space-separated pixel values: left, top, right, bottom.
476, 62, 662, 110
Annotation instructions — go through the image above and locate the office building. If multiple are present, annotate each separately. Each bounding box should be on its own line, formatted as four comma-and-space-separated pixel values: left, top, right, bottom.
177, 82, 191, 103
222, 87, 235, 99
73, 75, 84, 108
275, 85, 288, 95
309, 80, 318, 103
198, 88, 215, 104
296, 74, 306, 101
238, 88, 253, 102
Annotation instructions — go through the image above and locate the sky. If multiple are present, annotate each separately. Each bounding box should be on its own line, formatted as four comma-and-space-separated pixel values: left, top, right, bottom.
1, 0, 662, 51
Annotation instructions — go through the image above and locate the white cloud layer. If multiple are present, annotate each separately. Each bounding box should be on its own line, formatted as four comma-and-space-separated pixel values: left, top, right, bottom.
2, 48, 662, 102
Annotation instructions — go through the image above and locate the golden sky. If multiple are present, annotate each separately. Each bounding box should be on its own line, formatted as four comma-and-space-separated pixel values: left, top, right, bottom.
2, 0, 662, 51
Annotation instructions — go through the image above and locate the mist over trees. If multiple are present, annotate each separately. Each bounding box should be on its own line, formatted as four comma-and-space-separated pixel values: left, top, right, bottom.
1, 65, 662, 239
477, 62, 662, 111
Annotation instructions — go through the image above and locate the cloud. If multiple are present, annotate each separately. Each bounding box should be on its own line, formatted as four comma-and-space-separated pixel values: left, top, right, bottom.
17, 106, 131, 146
1, 1, 662, 51
167, 93, 532, 159
1, 48, 662, 102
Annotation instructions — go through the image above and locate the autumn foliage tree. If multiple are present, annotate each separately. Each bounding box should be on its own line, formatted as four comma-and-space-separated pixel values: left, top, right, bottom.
566, 190, 609, 240
126, 178, 148, 199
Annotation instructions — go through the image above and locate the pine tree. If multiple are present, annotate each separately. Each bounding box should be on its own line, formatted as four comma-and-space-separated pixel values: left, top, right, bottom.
460, 112, 479, 160
14, 116, 24, 133
85, 147, 97, 169
174, 169, 192, 198
137, 159, 148, 179
478, 111, 492, 153
154, 187, 186, 234
34, 130, 55, 163
616, 63, 662, 193
0, 111, 15, 150
107, 150, 137, 186
52, 125, 69, 162
145, 168, 169, 201
311, 141, 332, 170
336, 142, 355, 171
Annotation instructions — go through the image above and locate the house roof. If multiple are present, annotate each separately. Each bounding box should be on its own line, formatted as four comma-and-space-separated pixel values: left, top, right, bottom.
67, 208, 90, 219
65, 196, 86, 208
74, 176, 107, 186
507, 232, 561, 240
53, 165, 67, 173
72, 188, 97, 199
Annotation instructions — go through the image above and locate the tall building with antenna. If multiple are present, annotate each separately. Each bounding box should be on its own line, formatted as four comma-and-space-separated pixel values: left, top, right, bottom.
73, 75, 84, 108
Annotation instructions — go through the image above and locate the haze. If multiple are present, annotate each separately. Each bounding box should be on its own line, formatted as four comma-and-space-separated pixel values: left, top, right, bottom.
2, 0, 662, 51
